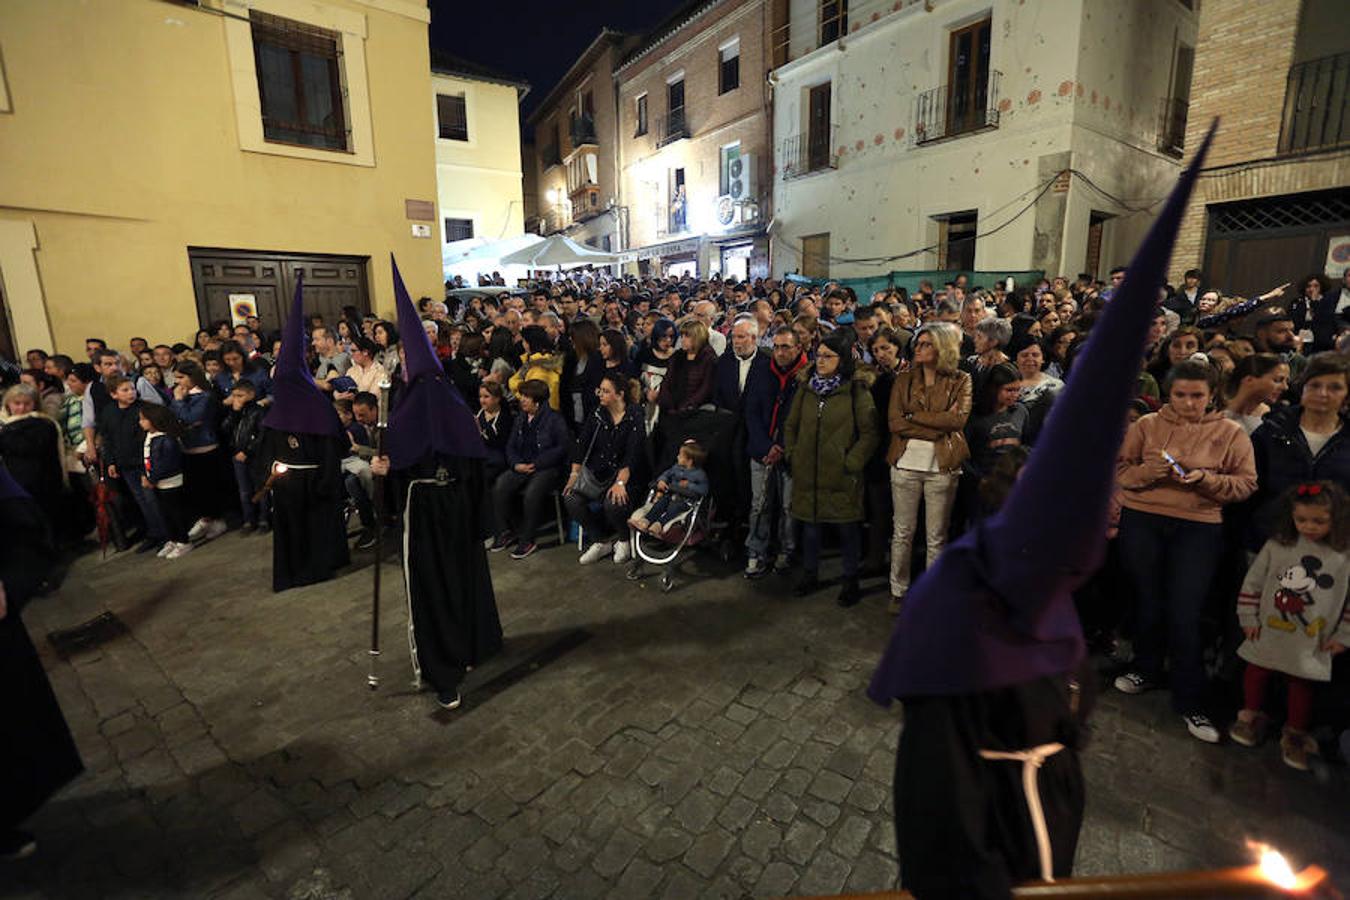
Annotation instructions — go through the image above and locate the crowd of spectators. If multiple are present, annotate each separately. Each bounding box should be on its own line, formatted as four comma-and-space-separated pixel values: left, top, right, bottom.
2, 264, 1348, 765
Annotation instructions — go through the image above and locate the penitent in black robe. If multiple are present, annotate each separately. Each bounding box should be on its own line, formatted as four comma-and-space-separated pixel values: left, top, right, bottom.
398, 454, 502, 694
894, 676, 1086, 899
263, 429, 350, 593
0, 493, 84, 830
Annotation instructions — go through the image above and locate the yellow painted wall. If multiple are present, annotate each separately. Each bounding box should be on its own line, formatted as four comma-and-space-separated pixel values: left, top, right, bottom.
0, 0, 442, 356
433, 73, 526, 244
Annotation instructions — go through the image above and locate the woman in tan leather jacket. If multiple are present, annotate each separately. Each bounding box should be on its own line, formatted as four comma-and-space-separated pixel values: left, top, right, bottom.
886, 322, 972, 613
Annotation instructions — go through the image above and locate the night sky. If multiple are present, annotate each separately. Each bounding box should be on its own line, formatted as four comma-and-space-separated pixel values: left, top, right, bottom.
428, 0, 691, 120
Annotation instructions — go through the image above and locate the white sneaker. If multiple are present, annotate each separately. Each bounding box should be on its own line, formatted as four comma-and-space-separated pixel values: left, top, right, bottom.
187, 518, 208, 541
613, 540, 631, 564
201, 519, 228, 541
579, 541, 613, 565
165, 542, 193, 560
155, 541, 174, 559
1184, 713, 1220, 744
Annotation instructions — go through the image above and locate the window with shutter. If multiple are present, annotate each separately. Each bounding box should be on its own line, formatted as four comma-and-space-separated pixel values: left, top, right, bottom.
635, 94, 648, 136
444, 218, 474, 243
437, 93, 469, 141
719, 39, 740, 94
250, 11, 349, 151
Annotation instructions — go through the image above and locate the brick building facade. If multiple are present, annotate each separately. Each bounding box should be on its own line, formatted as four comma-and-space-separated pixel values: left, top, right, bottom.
615, 0, 774, 279
525, 30, 637, 253
1173, 0, 1350, 297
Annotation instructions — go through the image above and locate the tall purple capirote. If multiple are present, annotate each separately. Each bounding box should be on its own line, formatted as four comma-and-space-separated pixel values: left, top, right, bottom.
869, 121, 1219, 700
383, 254, 486, 468
262, 272, 342, 437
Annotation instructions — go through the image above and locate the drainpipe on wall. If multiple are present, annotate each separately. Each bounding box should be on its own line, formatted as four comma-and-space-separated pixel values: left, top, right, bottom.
612, 62, 624, 256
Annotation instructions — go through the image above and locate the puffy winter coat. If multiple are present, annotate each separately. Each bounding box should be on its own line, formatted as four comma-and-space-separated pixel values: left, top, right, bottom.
784, 371, 879, 523
507, 352, 564, 411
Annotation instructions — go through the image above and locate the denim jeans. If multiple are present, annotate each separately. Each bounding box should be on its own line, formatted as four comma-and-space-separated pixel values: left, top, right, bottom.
888, 467, 959, 598
563, 488, 632, 542
1117, 507, 1224, 714
746, 459, 795, 561
800, 521, 861, 579
232, 458, 269, 526
123, 472, 166, 542
493, 468, 563, 544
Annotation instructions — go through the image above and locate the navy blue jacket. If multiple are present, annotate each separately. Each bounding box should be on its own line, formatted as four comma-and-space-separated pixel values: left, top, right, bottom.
713, 349, 769, 415
506, 406, 569, 471
170, 390, 221, 449
743, 353, 809, 460
477, 407, 515, 474
214, 365, 272, 400
1251, 406, 1350, 501
143, 433, 184, 485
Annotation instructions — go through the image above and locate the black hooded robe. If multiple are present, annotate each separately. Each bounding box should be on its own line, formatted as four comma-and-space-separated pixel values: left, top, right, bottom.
263, 429, 350, 593
895, 677, 1086, 899
398, 454, 502, 694
0, 489, 84, 831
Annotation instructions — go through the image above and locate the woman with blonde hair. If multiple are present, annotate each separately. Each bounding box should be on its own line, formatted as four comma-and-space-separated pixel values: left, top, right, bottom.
657, 318, 717, 416
885, 322, 972, 613
0, 383, 66, 528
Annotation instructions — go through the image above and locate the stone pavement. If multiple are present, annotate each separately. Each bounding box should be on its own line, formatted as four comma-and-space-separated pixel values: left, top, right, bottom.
5, 533, 1348, 899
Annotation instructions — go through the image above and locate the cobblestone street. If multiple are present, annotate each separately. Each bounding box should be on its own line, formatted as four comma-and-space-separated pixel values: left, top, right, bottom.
6, 534, 1348, 899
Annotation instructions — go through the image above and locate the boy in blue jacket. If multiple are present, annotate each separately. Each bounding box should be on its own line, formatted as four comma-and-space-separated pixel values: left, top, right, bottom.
628, 439, 709, 537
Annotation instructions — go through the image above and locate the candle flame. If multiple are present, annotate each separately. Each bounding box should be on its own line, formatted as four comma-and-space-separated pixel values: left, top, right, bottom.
1259, 846, 1298, 890
274, 463, 289, 474
1247, 841, 1302, 890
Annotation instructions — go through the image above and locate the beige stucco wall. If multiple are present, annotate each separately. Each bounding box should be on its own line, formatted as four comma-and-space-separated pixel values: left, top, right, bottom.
433, 73, 525, 246
0, 0, 442, 356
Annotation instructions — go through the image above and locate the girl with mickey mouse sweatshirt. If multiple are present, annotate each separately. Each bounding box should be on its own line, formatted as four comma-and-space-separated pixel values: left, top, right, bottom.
1231, 481, 1350, 770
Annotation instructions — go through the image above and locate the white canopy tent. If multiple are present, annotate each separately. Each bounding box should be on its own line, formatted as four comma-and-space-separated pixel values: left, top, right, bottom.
498, 233, 619, 269
442, 233, 544, 284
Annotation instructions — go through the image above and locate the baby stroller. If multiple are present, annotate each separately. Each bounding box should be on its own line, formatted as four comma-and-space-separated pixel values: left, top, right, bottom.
625, 486, 715, 593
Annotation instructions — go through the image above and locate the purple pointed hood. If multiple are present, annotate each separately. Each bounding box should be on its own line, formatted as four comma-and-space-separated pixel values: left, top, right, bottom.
384, 254, 485, 467
869, 122, 1218, 701
262, 273, 342, 437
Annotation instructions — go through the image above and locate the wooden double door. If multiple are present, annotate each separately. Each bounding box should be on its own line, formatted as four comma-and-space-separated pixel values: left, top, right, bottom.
188, 248, 371, 335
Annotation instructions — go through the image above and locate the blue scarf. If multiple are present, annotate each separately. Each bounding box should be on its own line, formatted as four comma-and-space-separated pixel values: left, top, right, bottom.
809, 373, 842, 396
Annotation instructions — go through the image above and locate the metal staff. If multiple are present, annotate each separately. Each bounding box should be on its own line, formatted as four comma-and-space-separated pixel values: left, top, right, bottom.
368, 378, 391, 690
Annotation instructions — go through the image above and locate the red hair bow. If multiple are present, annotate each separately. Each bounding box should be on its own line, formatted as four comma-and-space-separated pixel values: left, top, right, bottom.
1297, 483, 1323, 497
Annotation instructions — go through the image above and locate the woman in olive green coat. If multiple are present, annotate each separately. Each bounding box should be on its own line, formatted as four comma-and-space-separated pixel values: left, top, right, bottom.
784, 328, 880, 607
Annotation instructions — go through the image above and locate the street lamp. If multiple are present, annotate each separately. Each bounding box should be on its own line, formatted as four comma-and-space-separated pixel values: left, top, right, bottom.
546, 188, 559, 204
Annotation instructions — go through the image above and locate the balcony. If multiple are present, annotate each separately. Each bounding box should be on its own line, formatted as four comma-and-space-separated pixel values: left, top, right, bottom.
540, 143, 561, 169
656, 108, 691, 148
914, 70, 1002, 145
780, 126, 839, 179
1278, 51, 1349, 155
1157, 95, 1188, 157
570, 115, 597, 148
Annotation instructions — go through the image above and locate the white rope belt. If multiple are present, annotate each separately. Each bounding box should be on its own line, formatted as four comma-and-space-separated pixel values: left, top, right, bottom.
977, 741, 1066, 883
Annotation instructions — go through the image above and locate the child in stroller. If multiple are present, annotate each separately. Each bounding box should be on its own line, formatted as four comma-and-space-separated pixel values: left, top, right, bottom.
628, 440, 708, 537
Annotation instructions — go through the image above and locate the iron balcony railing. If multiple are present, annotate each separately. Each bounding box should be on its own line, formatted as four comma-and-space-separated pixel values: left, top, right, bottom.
657, 108, 691, 147
570, 115, 597, 147
1157, 95, 1188, 157
915, 70, 1002, 144
780, 125, 839, 179
1278, 51, 1349, 155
